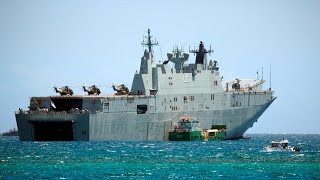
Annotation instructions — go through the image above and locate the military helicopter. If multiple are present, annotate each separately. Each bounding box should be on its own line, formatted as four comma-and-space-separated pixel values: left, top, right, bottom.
225, 79, 241, 92
82, 85, 101, 95
232, 78, 241, 90
112, 84, 129, 95
54, 86, 74, 96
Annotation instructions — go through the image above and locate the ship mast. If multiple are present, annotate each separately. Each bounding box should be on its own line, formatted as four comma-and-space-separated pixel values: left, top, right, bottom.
141, 29, 158, 53
190, 41, 213, 70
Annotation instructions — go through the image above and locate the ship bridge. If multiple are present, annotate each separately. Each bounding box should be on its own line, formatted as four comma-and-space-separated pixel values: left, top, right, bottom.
131, 30, 223, 96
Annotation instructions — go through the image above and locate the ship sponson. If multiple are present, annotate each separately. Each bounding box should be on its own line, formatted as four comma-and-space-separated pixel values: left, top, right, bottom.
15, 29, 276, 141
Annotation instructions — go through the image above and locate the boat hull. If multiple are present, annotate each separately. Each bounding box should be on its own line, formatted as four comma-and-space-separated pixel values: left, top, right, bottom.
169, 131, 203, 141
15, 98, 275, 141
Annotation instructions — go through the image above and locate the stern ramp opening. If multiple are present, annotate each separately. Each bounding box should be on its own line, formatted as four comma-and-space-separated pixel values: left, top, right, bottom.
31, 121, 74, 141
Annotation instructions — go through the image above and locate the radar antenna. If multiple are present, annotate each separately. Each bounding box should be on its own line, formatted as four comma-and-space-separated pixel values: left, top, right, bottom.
141, 28, 158, 53
269, 64, 272, 91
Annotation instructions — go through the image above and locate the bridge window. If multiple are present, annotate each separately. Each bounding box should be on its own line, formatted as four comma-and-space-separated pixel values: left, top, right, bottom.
137, 105, 147, 114
184, 96, 188, 103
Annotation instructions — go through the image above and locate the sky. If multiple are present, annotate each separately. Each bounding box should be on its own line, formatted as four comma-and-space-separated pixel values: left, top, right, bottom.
0, 0, 319, 134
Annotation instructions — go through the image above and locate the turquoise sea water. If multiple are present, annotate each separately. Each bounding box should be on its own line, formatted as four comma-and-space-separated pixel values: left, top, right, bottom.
1, 134, 319, 179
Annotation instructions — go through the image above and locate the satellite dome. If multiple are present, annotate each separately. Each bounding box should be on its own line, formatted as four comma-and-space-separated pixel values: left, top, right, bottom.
183, 52, 189, 59
167, 52, 174, 59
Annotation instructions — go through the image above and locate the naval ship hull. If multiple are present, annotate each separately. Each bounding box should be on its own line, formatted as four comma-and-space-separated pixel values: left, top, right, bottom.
15, 95, 275, 141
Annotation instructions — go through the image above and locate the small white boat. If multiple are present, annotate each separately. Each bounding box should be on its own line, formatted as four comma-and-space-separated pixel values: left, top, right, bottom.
264, 139, 300, 152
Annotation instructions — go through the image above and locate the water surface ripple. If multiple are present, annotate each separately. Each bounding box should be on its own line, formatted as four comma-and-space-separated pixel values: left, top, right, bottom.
0, 134, 319, 179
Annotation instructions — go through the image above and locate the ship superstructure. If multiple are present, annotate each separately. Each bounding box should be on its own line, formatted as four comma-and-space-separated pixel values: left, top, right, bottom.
15, 29, 276, 141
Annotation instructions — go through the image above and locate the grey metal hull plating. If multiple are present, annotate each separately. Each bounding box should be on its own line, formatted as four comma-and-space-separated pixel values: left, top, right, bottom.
16, 98, 275, 141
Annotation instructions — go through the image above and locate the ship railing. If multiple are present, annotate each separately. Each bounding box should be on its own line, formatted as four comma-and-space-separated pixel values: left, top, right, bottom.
15, 109, 102, 115
169, 128, 191, 133
169, 129, 191, 133
225, 90, 273, 94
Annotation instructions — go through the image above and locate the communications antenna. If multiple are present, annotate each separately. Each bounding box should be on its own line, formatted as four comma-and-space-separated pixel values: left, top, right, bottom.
141, 29, 158, 53
269, 64, 272, 91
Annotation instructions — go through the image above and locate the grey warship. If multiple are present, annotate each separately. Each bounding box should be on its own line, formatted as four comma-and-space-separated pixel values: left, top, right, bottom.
15, 29, 276, 141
